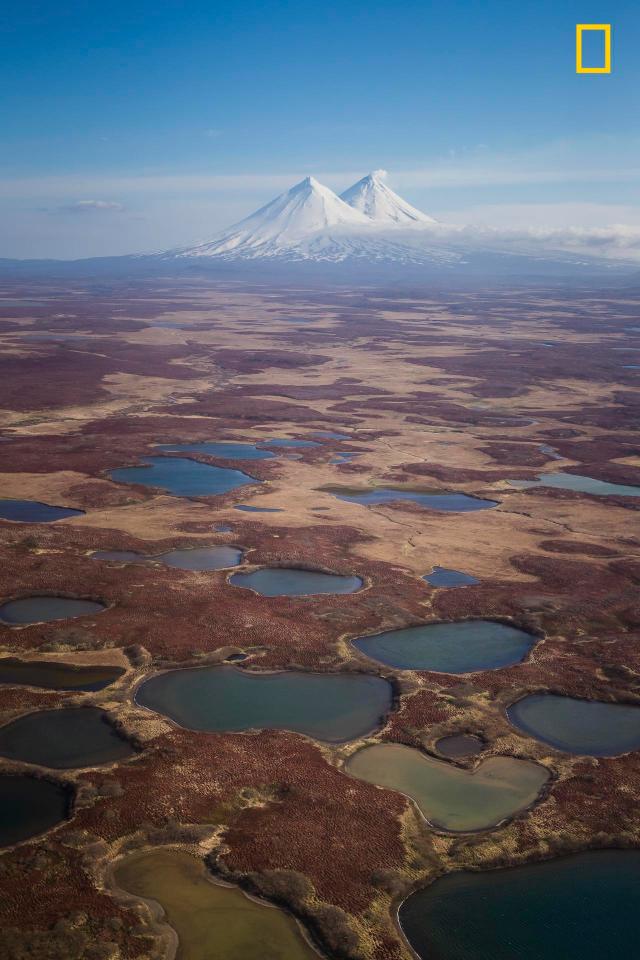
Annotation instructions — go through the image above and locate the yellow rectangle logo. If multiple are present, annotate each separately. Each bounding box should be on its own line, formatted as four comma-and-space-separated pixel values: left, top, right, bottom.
576, 24, 611, 73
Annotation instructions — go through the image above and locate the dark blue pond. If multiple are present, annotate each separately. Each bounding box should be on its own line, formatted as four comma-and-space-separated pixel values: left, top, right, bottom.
312, 431, 351, 440
507, 693, 640, 756
327, 488, 498, 512
229, 568, 362, 596
234, 505, 283, 513
0, 658, 124, 692
0, 775, 71, 847
0, 707, 135, 768
136, 665, 392, 742
353, 620, 536, 673
157, 441, 275, 461
399, 850, 640, 960
109, 456, 257, 497
423, 567, 480, 588
0, 596, 106, 625
0, 499, 85, 522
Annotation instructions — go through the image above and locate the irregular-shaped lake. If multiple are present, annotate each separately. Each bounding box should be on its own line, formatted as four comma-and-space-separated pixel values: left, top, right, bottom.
0, 658, 124, 691
0, 596, 106, 625
136, 665, 392, 742
157, 441, 275, 460
399, 850, 640, 960
109, 456, 257, 497
324, 487, 498, 511
507, 693, 640, 756
353, 620, 536, 673
346, 743, 548, 831
0, 775, 71, 847
228, 568, 363, 596
92, 545, 242, 571
0, 707, 135, 768
0, 499, 85, 522
509, 472, 640, 497
423, 567, 480, 588
115, 848, 319, 960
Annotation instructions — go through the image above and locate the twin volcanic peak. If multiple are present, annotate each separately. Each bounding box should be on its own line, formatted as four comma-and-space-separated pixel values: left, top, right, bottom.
340, 170, 437, 225
168, 172, 441, 263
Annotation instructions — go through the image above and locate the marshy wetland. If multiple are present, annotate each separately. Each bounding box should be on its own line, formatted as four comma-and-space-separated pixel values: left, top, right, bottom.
2, 284, 640, 960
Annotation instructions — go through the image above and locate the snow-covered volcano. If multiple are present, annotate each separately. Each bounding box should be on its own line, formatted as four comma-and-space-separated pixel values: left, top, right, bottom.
166, 174, 452, 265
340, 170, 436, 225
170, 176, 372, 260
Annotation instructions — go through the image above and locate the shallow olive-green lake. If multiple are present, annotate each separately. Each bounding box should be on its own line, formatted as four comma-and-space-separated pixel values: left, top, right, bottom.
115, 848, 318, 960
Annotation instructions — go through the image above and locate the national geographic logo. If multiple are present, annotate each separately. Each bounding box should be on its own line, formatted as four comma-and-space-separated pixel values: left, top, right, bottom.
576, 24, 611, 73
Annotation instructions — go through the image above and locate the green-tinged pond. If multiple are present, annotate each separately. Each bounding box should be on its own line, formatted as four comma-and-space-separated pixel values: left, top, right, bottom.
346, 743, 548, 831
114, 848, 319, 960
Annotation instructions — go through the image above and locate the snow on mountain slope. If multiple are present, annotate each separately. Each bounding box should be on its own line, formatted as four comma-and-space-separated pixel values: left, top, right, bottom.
340, 170, 437, 225
165, 174, 453, 265
171, 176, 373, 260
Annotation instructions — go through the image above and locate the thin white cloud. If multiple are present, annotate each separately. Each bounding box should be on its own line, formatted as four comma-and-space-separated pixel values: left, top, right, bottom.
59, 199, 125, 213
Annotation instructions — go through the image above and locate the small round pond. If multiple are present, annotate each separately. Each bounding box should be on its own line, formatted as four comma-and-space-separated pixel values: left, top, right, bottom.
109, 456, 257, 497
353, 620, 536, 673
423, 567, 480, 588
507, 693, 640, 756
0, 499, 85, 522
92, 545, 242, 571
0, 775, 71, 847
115, 848, 319, 960
228, 568, 363, 597
346, 743, 548, 832
0, 658, 124, 692
0, 707, 135, 768
0, 596, 106, 625
436, 734, 485, 759
136, 665, 392, 743
325, 486, 498, 511
399, 850, 640, 960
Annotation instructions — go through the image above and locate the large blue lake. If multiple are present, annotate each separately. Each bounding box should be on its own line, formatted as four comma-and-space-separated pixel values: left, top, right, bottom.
109, 456, 257, 497
353, 620, 535, 673
136, 665, 392, 742
399, 850, 640, 960
507, 693, 640, 756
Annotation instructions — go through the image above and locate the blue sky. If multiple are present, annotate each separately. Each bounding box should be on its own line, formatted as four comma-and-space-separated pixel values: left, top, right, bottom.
2, 0, 638, 257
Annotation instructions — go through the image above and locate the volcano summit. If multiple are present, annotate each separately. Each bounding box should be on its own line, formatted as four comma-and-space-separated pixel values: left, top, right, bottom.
165, 173, 448, 265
